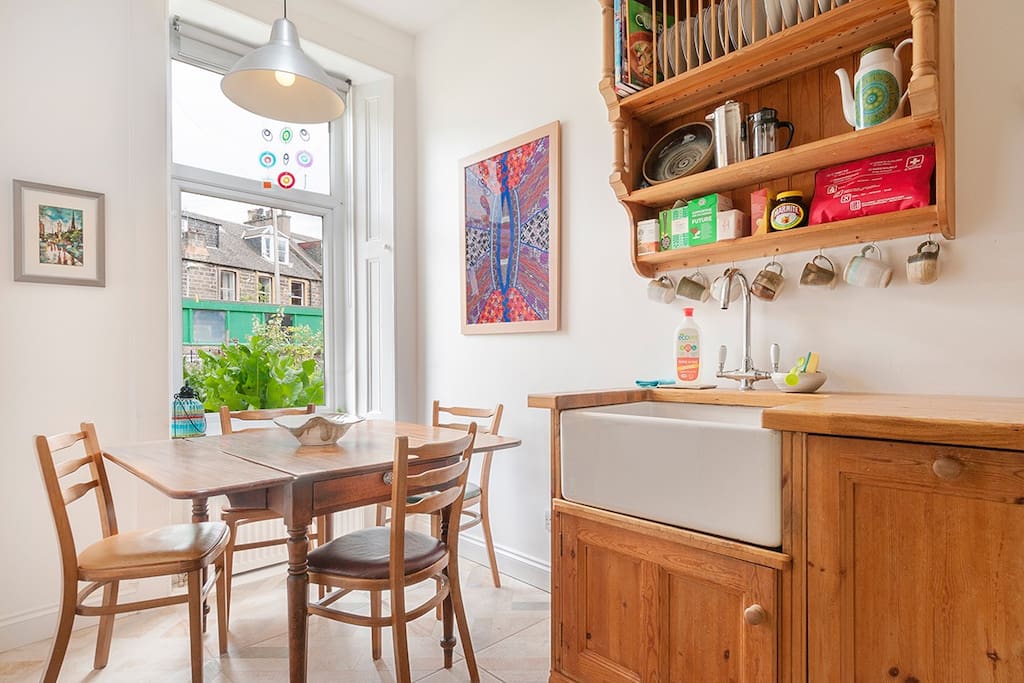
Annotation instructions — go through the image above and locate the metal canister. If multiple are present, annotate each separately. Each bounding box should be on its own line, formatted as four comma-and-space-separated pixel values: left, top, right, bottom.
705, 100, 748, 168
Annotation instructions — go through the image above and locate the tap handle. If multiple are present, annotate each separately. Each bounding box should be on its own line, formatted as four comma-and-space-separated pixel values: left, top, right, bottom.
770, 343, 780, 372
718, 345, 728, 372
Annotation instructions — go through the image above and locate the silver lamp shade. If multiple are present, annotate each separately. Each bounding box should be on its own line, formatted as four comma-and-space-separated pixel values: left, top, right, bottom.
221, 17, 345, 124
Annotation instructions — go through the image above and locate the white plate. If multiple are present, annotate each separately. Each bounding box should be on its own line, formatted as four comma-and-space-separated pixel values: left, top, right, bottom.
817, 0, 848, 11
780, 0, 799, 27
763, 0, 783, 33
798, 0, 815, 21
657, 20, 698, 77
737, 0, 767, 43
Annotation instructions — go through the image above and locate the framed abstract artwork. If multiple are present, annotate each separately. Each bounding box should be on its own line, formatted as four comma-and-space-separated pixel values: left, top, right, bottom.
460, 121, 560, 334
13, 180, 105, 287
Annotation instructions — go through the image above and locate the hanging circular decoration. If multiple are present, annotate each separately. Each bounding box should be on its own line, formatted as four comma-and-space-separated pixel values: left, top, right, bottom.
261, 128, 273, 141
280, 127, 293, 143
296, 150, 314, 168
299, 128, 310, 142
282, 153, 291, 166
259, 151, 277, 168
277, 171, 296, 189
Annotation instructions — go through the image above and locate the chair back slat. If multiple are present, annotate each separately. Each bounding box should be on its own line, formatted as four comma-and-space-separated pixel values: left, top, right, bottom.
406, 487, 462, 516
408, 459, 470, 492
63, 480, 100, 505
55, 453, 94, 478
434, 401, 503, 436
46, 430, 88, 453
220, 404, 315, 434
409, 433, 475, 461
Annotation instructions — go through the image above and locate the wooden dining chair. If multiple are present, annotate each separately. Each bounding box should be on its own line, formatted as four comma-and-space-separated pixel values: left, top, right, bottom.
35, 422, 229, 683
217, 404, 330, 619
376, 401, 505, 588
307, 426, 480, 683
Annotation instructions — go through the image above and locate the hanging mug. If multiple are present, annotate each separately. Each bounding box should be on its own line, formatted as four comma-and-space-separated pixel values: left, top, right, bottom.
750, 261, 785, 301
800, 254, 837, 288
907, 240, 940, 285
844, 244, 892, 288
676, 271, 710, 302
711, 270, 742, 303
647, 275, 677, 303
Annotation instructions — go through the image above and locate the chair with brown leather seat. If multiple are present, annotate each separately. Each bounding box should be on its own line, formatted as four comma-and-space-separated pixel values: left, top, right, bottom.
307, 425, 480, 683
35, 422, 229, 683
218, 404, 331, 619
376, 401, 505, 588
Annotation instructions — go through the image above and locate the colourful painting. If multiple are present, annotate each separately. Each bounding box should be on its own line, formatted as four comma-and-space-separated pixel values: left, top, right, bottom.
460, 122, 560, 334
38, 205, 85, 267
14, 180, 104, 286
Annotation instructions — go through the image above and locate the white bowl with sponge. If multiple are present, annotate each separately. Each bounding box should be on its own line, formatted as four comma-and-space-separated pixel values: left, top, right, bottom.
772, 352, 827, 393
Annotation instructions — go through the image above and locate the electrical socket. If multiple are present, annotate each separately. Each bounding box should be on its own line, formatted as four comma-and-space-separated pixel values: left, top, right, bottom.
544, 509, 552, 533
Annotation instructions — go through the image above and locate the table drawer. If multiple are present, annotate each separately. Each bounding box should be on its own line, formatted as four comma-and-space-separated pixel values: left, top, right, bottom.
311, 459, 456, 514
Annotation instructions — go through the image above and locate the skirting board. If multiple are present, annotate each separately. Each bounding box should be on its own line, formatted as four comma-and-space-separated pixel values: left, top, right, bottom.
458, 535, 551, 593
0, 579, 144, 654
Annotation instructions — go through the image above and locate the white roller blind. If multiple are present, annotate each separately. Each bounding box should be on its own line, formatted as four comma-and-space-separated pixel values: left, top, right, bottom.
171, 16, 350, 95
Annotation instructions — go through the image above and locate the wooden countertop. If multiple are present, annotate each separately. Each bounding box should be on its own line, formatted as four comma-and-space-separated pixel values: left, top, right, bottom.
528, 388, 1024, 451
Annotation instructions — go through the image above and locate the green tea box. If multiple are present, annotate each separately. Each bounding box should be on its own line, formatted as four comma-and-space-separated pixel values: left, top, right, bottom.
687, 193, 733, 246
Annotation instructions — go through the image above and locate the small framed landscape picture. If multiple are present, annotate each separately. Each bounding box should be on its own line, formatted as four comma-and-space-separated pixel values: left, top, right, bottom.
460, 121, 560, 335
13, 179, 105, 287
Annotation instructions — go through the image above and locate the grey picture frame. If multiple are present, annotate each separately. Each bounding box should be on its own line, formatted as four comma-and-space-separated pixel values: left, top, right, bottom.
13, 179, 105, 287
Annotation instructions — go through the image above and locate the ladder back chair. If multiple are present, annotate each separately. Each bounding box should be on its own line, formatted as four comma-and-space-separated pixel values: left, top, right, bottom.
35, 422, 228, 683
217, 404, 331, 618
307, 425, 480, 683
376, 401, 505, 587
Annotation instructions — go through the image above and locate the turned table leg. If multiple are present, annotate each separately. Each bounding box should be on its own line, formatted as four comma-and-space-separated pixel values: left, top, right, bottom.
287, 519, 310, 682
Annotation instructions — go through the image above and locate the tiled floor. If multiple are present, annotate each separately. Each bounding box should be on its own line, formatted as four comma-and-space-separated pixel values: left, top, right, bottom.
0, 559, 551, 682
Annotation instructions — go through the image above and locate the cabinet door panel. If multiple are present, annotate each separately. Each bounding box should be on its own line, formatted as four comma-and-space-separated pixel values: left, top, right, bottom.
808, 436, 1024, 683
560, 509, 778, 683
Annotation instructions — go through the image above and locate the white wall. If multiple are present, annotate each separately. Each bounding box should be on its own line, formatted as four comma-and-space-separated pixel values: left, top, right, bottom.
415, 0, 1024, 577
0, 0, 419, 652
0, 0, 172, 649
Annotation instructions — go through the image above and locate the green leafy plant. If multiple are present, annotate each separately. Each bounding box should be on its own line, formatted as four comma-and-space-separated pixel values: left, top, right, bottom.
185, 313, 324, 411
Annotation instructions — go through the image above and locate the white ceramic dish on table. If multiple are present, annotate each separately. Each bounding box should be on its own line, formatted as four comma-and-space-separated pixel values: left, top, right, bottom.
273, 413, 365, 445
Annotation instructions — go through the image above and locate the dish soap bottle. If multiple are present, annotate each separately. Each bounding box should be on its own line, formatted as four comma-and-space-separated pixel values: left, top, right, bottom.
675, 307, 701, 383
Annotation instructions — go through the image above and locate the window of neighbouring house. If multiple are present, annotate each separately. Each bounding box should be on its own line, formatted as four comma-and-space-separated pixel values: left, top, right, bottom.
257, 275, 272, 303
290, 280, 306, 306
219, 270, 237, 300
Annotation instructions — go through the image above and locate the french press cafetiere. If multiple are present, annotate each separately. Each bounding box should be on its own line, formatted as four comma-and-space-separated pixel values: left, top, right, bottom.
747, 108, 795, 158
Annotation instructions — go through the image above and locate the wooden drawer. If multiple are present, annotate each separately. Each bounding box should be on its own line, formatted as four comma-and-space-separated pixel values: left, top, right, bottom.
310, 459, 456, 514
819, 435, 1024, 502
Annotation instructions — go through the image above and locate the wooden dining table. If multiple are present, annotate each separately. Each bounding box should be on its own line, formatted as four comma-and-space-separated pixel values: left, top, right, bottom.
103, 419, 521, 682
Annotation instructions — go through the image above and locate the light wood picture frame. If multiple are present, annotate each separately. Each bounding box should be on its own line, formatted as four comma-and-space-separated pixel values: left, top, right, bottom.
460, 121, 560, 335
13, 180, 105, 287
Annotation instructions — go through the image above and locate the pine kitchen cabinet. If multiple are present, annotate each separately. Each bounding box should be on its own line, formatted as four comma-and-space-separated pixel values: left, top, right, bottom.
530, 389, 1024, 683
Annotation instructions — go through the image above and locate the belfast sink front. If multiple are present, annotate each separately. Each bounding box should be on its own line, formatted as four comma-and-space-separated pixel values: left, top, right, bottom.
559, 401, 782, 546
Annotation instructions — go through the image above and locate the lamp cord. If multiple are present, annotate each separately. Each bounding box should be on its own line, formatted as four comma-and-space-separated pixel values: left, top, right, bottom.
283, 0, 287, 19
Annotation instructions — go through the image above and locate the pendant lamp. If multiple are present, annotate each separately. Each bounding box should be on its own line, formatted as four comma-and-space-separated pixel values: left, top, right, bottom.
221, 1, 345, 124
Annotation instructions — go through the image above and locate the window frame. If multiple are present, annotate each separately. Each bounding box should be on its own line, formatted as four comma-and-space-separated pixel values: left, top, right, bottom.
290, 279, 307, 307
257, 274, 273, 303
218, 268, 238, 301
169, 29, 350, 412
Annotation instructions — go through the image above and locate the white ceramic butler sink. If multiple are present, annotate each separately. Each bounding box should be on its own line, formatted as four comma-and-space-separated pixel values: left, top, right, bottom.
560, 402, 782, 547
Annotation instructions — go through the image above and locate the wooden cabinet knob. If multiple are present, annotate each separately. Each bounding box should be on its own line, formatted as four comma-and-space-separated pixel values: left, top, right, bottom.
744, 604, 767, 626
932, 457, 963, 480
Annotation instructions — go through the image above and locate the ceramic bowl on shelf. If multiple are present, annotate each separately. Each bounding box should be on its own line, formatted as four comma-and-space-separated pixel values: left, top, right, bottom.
273, 413, 365, 445
771, 371, 827, 393
642, 122, 715, 185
